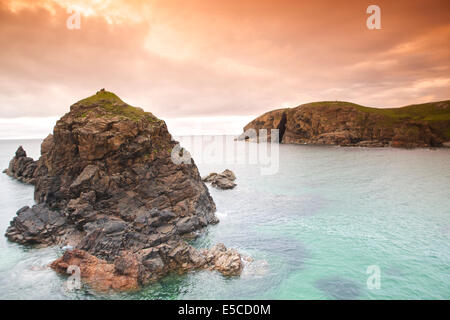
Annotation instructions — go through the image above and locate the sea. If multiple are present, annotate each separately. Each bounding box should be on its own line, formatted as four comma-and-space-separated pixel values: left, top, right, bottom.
0, 138, 449, 299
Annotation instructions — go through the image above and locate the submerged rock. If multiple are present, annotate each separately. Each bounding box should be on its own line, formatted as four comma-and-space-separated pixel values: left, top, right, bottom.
315, 276, 362, 300
4, 90, 243, 290
202, 169, 237, 190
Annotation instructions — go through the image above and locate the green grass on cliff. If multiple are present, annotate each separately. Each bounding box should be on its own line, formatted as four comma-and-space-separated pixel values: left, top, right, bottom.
301, 100, 450, 122
294, 100, 450, 139
353, 101, 450, 122
251, 100, 448, 140
74, 90, 158, 122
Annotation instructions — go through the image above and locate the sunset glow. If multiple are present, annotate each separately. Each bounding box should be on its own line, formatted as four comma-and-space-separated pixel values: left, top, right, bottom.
0, 0, 449, 136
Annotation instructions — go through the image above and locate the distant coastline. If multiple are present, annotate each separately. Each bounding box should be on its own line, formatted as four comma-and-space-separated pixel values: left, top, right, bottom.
238, 100, 450, 148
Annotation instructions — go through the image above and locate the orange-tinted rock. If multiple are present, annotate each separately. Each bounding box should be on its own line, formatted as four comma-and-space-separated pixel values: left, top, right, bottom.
51, 243, 243, 292
50, 249, 139, 291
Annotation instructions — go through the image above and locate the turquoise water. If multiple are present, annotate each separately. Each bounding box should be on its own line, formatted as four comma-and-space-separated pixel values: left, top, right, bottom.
0, 138, 449, 299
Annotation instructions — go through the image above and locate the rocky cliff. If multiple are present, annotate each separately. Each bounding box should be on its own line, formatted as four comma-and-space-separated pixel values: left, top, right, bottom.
4, 89, 243, 291
238, 100, 450, 148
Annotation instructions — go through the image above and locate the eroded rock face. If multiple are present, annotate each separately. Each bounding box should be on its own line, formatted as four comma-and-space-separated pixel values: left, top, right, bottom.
4, 90, 243, 290
239, 101, 450, 148
202, 169, 237, 190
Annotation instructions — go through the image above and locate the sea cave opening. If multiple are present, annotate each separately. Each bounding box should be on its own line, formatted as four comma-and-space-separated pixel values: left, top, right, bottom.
277, 112, 287, 143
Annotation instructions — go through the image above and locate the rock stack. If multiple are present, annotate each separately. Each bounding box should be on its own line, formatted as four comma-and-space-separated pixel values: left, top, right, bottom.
4, 90, 243, 291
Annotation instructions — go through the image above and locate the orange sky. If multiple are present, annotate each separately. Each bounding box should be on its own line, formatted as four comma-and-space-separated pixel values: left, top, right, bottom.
0, 0, 449, 136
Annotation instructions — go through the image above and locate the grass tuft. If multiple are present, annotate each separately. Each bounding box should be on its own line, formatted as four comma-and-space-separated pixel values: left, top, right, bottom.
73, 89, 159, 122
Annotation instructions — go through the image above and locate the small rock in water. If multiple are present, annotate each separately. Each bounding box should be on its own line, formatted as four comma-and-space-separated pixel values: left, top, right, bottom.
202, 169, 237, 190
221, 169, 236, 181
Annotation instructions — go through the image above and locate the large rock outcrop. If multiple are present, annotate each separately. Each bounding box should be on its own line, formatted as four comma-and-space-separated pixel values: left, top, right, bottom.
4, 89, 243, 290
238, 100, 450, 148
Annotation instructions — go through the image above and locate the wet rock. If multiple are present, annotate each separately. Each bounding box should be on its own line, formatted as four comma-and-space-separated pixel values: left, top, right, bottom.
52, 240, 243, 291
50, 249, 139, 291
204, 243, 243, 276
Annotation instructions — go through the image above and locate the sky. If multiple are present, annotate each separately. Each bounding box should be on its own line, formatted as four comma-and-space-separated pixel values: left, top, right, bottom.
0, 0, 449, 138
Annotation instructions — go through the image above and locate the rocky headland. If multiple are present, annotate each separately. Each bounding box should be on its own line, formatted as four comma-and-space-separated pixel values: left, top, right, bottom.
3, 89, 243, 291
237, 100, 450, 148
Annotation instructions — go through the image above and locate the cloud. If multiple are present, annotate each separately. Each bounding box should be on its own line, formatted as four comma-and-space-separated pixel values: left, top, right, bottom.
0, 0, 448, 137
